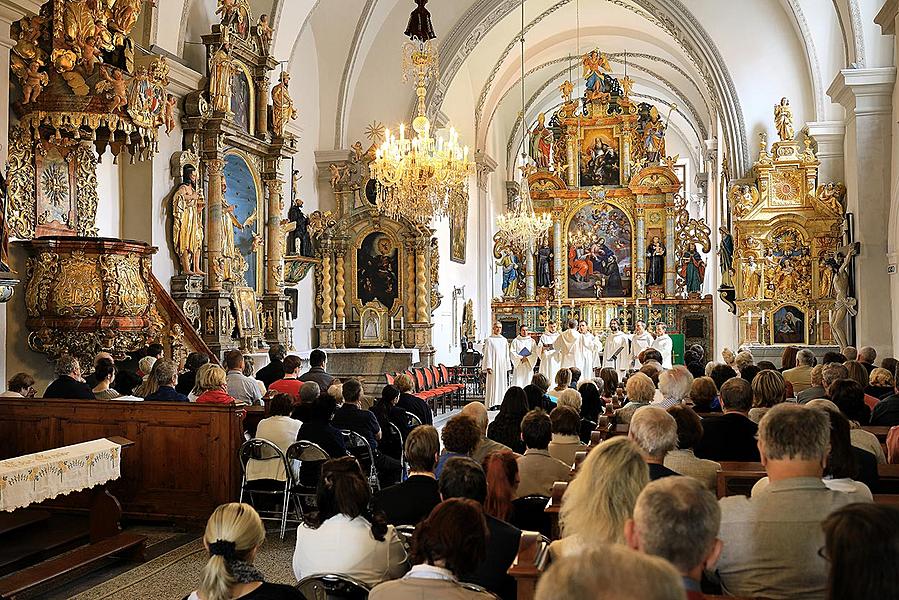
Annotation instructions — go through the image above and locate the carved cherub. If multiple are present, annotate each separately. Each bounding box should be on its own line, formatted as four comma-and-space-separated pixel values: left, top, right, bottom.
20, 59, 48, 104
559, 80, 574, 103
329, 163, 348, 190
79, 36, 102, 73
98, 66, 128, 112
164, 94, 177, 133
256, 14, 273, 52
816, 182, 847, 214
730, 184, 759, 217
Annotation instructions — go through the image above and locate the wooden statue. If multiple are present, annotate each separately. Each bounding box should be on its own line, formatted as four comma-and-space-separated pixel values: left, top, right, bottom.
164, 94, 177, 134
774, 97, 794, 142
208, 43, 234, 114
271, 71, 297, 137
20, 59, 48, 104
172, 164, 205, 274
98, 66, 128, 112
831, 243, 859, 349
257, 14, 273, 53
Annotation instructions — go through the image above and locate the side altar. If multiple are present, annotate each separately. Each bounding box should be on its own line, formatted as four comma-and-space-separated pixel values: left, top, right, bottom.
493, 50, 714, 358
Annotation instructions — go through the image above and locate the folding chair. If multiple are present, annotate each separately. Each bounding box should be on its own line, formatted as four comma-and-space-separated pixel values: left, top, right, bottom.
339, 429, 380, 491
286, 440, 330, 519
238, 438, 296, 540
296, 573, 371, 600
388, 421, 407, 478
404, 410, 422, 429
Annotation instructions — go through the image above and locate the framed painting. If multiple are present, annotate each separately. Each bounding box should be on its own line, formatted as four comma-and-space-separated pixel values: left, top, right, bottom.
578, 127, 620, 187
230, 63, 254, 135
233, 286, 259, 337
359, 300, 388, 347
222, 151, 263, 293
566, 202, 633, 299
356, 231, 399, 309
450, 201, 467, 263
771, 304, 807, 345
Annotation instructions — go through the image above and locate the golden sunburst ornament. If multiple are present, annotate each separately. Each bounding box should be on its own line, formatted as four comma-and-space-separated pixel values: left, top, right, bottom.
365, 121, 385, 143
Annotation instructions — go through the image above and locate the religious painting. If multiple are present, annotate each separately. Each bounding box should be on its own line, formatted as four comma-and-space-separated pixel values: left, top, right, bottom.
222, 152, 262, 292
645, 228, 665, 288
578, 127, 620, 187
230, 66, 252, 135
234, 286, 258, 337
359, 300, 388, 347
497, 248, 522, 298
772, 304, 806, 345
450, 201, 467, 263
566, 202, 632, 299
357, 231, 398, 309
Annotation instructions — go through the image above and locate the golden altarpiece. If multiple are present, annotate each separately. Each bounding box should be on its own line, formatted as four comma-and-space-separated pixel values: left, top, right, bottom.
321, 132, 439, 366
726, 101, 855, 349
493, 50, 713, 360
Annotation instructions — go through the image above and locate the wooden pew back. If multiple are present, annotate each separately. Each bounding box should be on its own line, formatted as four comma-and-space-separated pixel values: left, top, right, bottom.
507, 531, 550, 600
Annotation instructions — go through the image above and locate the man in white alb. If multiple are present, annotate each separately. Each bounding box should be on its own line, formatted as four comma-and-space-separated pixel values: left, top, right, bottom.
651, 322, 673, 369
576, 320, 600, 385
482, 322, 512, 407
510, 325, 537, 388
630, 320, 654, 369
603, 318, 632, 378
537, 321, 561, 383
556, 319, 582, 370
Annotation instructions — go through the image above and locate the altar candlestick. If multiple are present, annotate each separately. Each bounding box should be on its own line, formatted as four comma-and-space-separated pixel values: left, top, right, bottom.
748, 309, 753, 322
332, 317, 336, 330
648, 298, 652, 308
401, 315, 405, 330
342, 318, 346, 330
816, 309, 820, 323
390, 316, 394, 330
828, 309, 833, 322
761, 311, 766, 326
623, 297, 627, 308
635, 298, 639, 309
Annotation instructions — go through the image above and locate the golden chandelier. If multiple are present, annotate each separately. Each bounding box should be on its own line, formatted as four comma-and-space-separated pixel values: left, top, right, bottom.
370, 4, 472, 224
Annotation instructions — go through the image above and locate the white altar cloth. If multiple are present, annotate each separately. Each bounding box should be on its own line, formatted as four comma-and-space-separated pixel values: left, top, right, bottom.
0, 438, 122, 512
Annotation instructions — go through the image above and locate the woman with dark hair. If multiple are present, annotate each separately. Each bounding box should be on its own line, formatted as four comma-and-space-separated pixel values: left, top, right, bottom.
482, 450, 519, 522
368, 498, 494, 600
822, 503, 899, 600
293, 457, 407, 586
92, 360, 120, 399
487, 386, 528, 453
780, 346, 799, 371
689, 376, 719, 413
524, 383, 554, 412
598, 368, 619, 405
664, 405, 720, 491
577, 381, 604, 443
371, 385, 409, 460
829, 379, 872, 425
178, 352, 210, 396
295, 393, 349, 483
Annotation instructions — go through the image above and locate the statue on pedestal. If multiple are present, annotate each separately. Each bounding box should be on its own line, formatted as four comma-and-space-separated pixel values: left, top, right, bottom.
774, 97, 794, 142
271, 71, 297, 137
287, 195, 311, 257
830, 243, 859, 349
171, 164, 205, 274
718, 226, 734, 288
209, 42, 234, 114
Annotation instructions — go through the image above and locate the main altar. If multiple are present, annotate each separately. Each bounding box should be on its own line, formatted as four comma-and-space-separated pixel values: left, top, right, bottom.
492, 50, 713, 361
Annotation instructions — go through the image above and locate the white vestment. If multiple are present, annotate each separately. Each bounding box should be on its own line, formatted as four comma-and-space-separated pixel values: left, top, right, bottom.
556, 329, 582, 369
603, 331, 632, 376
578, 333, 599, 384
537, 331, 561, 383
510, 335, 538, 388
630, 332, 655, 368
482, 335, 512, 407
652, 334, 674, 369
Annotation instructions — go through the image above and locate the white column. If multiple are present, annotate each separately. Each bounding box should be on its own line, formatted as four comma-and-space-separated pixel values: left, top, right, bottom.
707, 131, 736, 357
803, 121, 846, 183
475, 152, 497, 340
828, 67, 896, 357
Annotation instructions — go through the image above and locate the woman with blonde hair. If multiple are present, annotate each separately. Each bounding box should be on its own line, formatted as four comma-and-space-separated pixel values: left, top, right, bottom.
552, 368, 572, 397
133, 358, 162, 398
185, 502, 303, 600
748, 369, 786, 423
195, 365, 237, 404
865, 367, 895, 403
550, 436, 648, 558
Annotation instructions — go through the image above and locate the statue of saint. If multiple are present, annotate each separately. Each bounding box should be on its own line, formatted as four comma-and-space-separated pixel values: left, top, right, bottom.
718, 226, 734, 288
742, 255, 761, 299
220, 178, 256, 280
774, 97, 794, 142
271, 71, 297, 137
646, 236, 666, 287
831, 243, 859, 349
287, 196, 311, 256
208, 43, 234, 114
529, 112, 553, 169
171, 164, 205, 274
679, 246, 706, 294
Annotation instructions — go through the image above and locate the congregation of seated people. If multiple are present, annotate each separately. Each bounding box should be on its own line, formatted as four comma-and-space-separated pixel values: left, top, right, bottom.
10, 341, 899, 600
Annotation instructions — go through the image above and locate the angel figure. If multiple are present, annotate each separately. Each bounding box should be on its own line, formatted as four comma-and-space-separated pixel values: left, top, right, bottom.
741, 255, 761, 299
98, 66, 128, 112
79, 36, 102, 73
731, 184, 758, 217
582, 49, 610, 95
20, 59, 48, 104
164, 94, 177, 134
329, 163, 348, 190
816, 182, 847, 214
222, 200, 256, 280
256, 14, 273, 52
216, 0, 240, 26
774, 97, 794, 142
559, 79, 574, 103
271, 71, 297, 137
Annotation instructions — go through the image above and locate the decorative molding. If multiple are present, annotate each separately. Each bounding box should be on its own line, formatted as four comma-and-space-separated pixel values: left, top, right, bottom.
875, 0, 898, 36
827, 67, 896, 117
783, 0, 825, 121
334, 0, 378, 149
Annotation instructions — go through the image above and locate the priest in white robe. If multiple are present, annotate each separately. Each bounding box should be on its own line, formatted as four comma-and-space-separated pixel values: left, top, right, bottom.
630, 320, 655, 369
537, 321, 561, 383
576, 321, 600, 385
651, 322, 674, 369
482, 322, 512, 407
510, 325, 538, 388
602, 319, 632, 377
556, 319, 582, 369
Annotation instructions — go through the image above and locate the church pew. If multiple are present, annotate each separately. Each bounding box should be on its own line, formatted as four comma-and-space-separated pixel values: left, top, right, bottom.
0, 398, 246, 521
507, 531, 550, 600
874, 494, 899, 506
716, 462, 766, 498
573, 450, 588, 472
544, 482, 567, 540
861, 425, 891, 442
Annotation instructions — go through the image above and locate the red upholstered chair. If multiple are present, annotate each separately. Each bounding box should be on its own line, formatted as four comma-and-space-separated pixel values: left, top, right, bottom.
385, 372, 395, 386
413, 369, 440, 413
439, 364, 465, 405
425, 367, 452, 412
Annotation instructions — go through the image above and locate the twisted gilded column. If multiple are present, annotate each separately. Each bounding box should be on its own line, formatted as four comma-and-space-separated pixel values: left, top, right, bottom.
335, 244, 346, 325
264, 178, 283, 294
321, 251, 333, 326
415, 239, 428, 322
526, 241, 536, 301
255, 75, 269, 137
665, 205, 676, 298
205, 158, 224, 291
635, 203, 646, 297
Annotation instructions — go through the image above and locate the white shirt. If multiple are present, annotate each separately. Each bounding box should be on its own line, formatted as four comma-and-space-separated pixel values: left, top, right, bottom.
293, 514, 408, 587
603, 331, 631, 374
652, 334, 673, 369
247, 415, 302, 481
482, 335, 512, 408
630, 331, 654, 367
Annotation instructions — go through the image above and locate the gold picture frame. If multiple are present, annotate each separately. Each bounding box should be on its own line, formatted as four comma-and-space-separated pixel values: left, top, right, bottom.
359, 300, 388, 347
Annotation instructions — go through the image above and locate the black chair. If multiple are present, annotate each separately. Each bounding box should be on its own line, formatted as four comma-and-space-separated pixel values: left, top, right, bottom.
459, 582, 499, 598
296, 573, 371, 600
510, 495, 552, 538
387, 421, 406, 477
339, 429, 379, 491
286, 440, 330, 518
238, 438, 295, 540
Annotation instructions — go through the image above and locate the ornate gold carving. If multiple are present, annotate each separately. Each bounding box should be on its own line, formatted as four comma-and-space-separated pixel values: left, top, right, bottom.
271, 71, 297, 137
774, 97, 794, 142
126, 57, 170, 129
7, 127, 36, 239
50, 251, 102, 317
73, 142, 99, 236
25, 251, 59, 316
209, 42, 234, 114
171, 150, 205, 274
430, 238, 442, 312
730, 184, 759, 218
101, 254, 150, 316
815, 182, 847, 215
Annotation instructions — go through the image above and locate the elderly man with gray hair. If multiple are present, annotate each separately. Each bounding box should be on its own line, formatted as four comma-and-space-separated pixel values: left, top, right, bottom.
652, 364, 693, 410
858, 346, 877, 373
629, 406, 680, 480
43, 355, 95, 399
714, 403, 869, 600
625, 477, 722, 600
814, 362, 850, 402
783, 348, 815, 393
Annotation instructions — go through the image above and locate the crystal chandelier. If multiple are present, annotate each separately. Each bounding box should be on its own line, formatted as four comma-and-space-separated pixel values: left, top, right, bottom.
370, 0, 472, 224
495, 0, 551, 247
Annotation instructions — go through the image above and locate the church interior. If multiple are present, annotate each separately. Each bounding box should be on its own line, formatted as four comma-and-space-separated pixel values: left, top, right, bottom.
0, 0, 897, 598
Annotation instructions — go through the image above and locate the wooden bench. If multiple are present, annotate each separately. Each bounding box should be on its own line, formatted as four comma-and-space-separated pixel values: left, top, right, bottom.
716, 462, 766, 498
862, 425, 891, 442
507, 531, 550, 600
544, 482, 567, 540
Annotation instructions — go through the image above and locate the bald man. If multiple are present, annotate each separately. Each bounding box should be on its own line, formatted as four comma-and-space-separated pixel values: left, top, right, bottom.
461, 401, 512, 463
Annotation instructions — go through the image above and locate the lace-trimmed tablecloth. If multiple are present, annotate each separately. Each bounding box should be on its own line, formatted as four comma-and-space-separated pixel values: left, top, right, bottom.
0, 438, 122, 512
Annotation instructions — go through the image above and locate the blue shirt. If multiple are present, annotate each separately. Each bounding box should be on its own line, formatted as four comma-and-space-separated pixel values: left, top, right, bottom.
145, 385, 189, 402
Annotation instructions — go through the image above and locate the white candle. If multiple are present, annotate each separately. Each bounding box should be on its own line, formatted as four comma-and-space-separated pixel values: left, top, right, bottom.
748, 309, 753, 322
390, 316, 394, 330
635, 298, 639, 309
623, 297, 627, 308
828, 309, 833, 322
816, 309, 820, 323
332, 316, 336, 329
648, 298, 652, 308
401, 316, 405, 330
761, 310, 766, 325
342, 318, 346, 330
